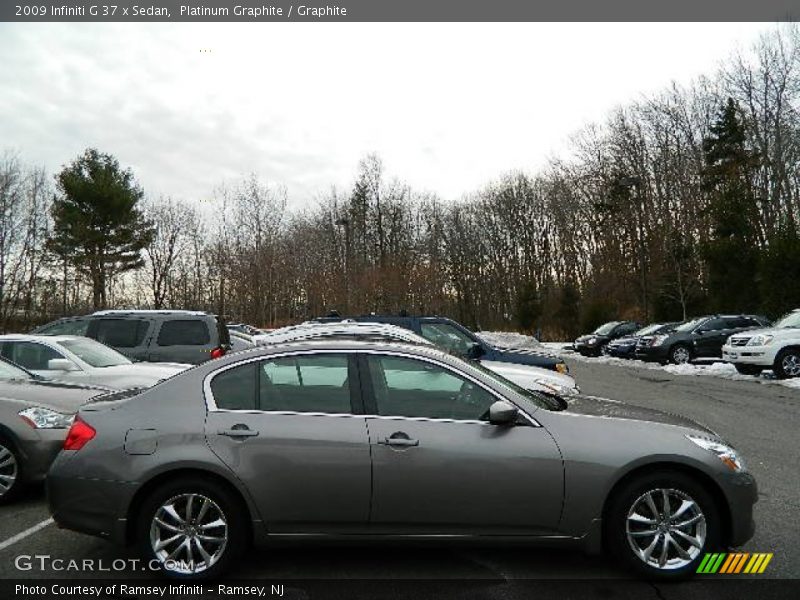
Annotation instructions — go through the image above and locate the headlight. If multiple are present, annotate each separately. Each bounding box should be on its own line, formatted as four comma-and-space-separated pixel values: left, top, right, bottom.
686, 435, 746, 472
534, 379, 578, 396
587, 337, 597, 345
19, 407, 75, 429
652, 334, 669, 346
747, 334, 774, 346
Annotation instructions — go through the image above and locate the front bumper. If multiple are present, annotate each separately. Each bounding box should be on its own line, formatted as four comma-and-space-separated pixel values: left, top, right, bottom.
722, 344, 778, 367
574, 342, 602, 355
717, 470, 758, 547
607, 344, 636, 358
634, 345, 670, 362
15, 428, 68, 484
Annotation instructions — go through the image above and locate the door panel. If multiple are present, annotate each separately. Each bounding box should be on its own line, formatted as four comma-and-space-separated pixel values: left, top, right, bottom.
366, 418, 563, 534
206, 411, 372, 532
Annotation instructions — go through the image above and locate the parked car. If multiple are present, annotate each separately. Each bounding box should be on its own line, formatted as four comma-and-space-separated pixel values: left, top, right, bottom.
313, 314, 570, 375
0, 357, 107, 502
722, 308, 800, 378
228, 331, 257, 353
635, 315, 771, 365
606, 323, 679, 359
32, 310, 231, 364
227, 323, 262, 337
0, 335, 189, 390
573, 321, 641, 356
257, 320, 579, 395
48, 340, 755, 580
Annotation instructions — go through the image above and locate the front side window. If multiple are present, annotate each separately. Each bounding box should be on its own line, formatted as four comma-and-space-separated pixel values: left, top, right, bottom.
94, 318, 150, 348
157, 320, 211, 346
209, 354, 352, 414
1, 341, 66, 370
699, 318, 727, 332
57, 338, 130, 367
366, 354, 496, 421
419, 323, 475, 355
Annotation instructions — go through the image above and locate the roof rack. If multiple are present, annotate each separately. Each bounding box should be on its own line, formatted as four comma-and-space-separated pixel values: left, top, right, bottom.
92, 309, 210, 316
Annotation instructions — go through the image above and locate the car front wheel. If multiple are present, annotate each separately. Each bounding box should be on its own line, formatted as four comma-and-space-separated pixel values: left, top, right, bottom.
0, 438, 21, 504
669, 345, 692, 365
137, 477, 247, 580
774, 349, 800, 379
607, 470, 720, 580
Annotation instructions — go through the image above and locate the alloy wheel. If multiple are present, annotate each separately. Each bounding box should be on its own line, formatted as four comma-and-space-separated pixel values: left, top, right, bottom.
781, 353, 800, 378
626, 488, 706, 570
671, 346, 691, 365
0, 443, 18, 498
149, 493, 228, 574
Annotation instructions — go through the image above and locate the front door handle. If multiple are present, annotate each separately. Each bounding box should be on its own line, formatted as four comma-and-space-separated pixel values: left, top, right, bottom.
378, 433, 419, 447
218, 426, 259, 438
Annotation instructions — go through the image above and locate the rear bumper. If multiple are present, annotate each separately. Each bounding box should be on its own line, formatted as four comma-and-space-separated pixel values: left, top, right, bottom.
47, 454, 137, 545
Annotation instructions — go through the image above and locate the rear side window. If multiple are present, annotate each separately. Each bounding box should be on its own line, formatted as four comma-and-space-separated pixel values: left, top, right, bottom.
93, 319, 150, 348
726, 317, 759, 328
157, 320, 211, 346
211, 363, 257, 410
36, 319, 90, 336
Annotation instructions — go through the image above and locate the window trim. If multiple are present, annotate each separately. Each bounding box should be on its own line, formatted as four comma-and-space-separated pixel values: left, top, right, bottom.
203, 349, 540, 427
204, 351, 361, 416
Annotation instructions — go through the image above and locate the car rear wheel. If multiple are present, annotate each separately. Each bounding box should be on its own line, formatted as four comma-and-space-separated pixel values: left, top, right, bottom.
0, 439, 21, 504
669, 345, 692, 365
137, 477, 247, 580
734, 364, 762, 376
774, 349, 800, 379
607, 470, 720, 580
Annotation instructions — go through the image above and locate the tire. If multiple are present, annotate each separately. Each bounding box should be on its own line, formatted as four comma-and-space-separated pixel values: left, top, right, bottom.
606, 470, 721, 580
734, 364, 762, 376
669, 344, 693, 365
0, 437, 22, 505
773, 348, 800, 379
137, 477, 248, 580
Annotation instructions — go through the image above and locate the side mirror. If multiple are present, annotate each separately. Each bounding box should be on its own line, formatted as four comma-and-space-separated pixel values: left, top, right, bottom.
466, 343, 485, 359
47, 358, 79, 372
488, 400, 518, 426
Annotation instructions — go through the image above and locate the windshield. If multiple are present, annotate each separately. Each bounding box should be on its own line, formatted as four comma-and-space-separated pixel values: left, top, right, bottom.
635, 324, 663, 336
0, 358, 34, 380
676, 318, 705, 332
593, 321, 621, 335
419, 322, 478, 355
774, 311, 800, 328
464, 359, 563, 411
57, 338, 131, 368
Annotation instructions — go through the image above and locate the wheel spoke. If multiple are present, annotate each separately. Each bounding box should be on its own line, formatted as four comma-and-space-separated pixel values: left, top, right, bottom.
154, 517, 182, 533
671, 528, 703, 549
196, 497, 211, 522
666, 534, 691, 560
629, 512, 657, 525
154, 533, 183, 551
193, 538, 213, 565
200, 518, 226, 530
658, 535, 669, 567
162, 504, 186, 526
644, 492, 658, 518
629, 528, 659, 538
185, 494, 195, 522
672, 513, 703, 528
641, 534, 660, 561
661, 489, 671, 519
166, 538, 191, 561
670, 499, 695, 521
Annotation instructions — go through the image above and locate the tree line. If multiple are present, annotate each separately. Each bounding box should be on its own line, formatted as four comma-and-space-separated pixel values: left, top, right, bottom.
1, 26, 799, 339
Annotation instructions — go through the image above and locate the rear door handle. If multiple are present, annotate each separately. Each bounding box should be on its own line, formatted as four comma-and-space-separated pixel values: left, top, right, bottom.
218, 428, 259, 438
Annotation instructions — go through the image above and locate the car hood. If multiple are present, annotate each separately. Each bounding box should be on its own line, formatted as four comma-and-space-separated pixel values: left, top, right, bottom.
562, 394, 717, 435
481, 360, 577, 391
609, 335, 638, 345
0, 378, 108, 413
729, 326, 797, 339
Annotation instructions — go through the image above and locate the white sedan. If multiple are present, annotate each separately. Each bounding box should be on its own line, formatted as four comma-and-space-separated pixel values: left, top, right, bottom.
0, 334, 190, 390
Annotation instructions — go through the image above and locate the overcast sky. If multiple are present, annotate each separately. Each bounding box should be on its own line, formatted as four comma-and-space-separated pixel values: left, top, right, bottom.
0, 22, 774, 209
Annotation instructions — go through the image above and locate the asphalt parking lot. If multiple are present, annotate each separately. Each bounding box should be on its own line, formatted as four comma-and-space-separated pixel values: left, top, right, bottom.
0, 357, 797, 598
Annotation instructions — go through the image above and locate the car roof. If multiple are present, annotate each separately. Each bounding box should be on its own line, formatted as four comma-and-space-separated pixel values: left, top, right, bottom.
91, 309, 212, 317
257, 321, 432, 344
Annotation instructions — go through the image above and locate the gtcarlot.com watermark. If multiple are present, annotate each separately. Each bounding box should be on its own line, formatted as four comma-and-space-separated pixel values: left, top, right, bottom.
15, 554, 187, 572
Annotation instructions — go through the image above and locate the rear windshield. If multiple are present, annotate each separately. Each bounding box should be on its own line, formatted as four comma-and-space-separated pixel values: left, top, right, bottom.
157, 319, 212, 346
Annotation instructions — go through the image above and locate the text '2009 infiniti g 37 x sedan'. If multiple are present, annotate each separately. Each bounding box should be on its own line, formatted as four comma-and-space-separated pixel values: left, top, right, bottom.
47, 341, 756, 581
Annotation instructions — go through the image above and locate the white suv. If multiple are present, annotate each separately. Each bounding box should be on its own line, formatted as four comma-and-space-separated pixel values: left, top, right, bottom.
722, 309, 800, 378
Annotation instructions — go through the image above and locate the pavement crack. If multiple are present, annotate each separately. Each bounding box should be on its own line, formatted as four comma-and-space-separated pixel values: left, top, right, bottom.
649, 581, 668, 600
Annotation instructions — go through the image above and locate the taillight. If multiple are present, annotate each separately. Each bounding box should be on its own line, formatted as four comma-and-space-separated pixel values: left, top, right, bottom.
63, 416, 96, 451
210, 346, 226, 359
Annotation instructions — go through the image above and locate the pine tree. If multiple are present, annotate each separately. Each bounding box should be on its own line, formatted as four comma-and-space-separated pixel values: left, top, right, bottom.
514, 280, 541, 334
48, 149, 155, 309
701, 99, 760, 313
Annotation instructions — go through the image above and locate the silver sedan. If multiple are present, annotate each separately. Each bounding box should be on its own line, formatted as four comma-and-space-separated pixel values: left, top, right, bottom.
47, 340, 756, 581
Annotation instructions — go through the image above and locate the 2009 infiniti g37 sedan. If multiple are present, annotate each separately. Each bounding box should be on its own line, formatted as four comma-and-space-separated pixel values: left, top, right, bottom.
47, 341, 756, 581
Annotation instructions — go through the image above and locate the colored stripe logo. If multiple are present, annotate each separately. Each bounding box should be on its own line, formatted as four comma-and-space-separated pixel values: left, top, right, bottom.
697, 552, 773, 574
